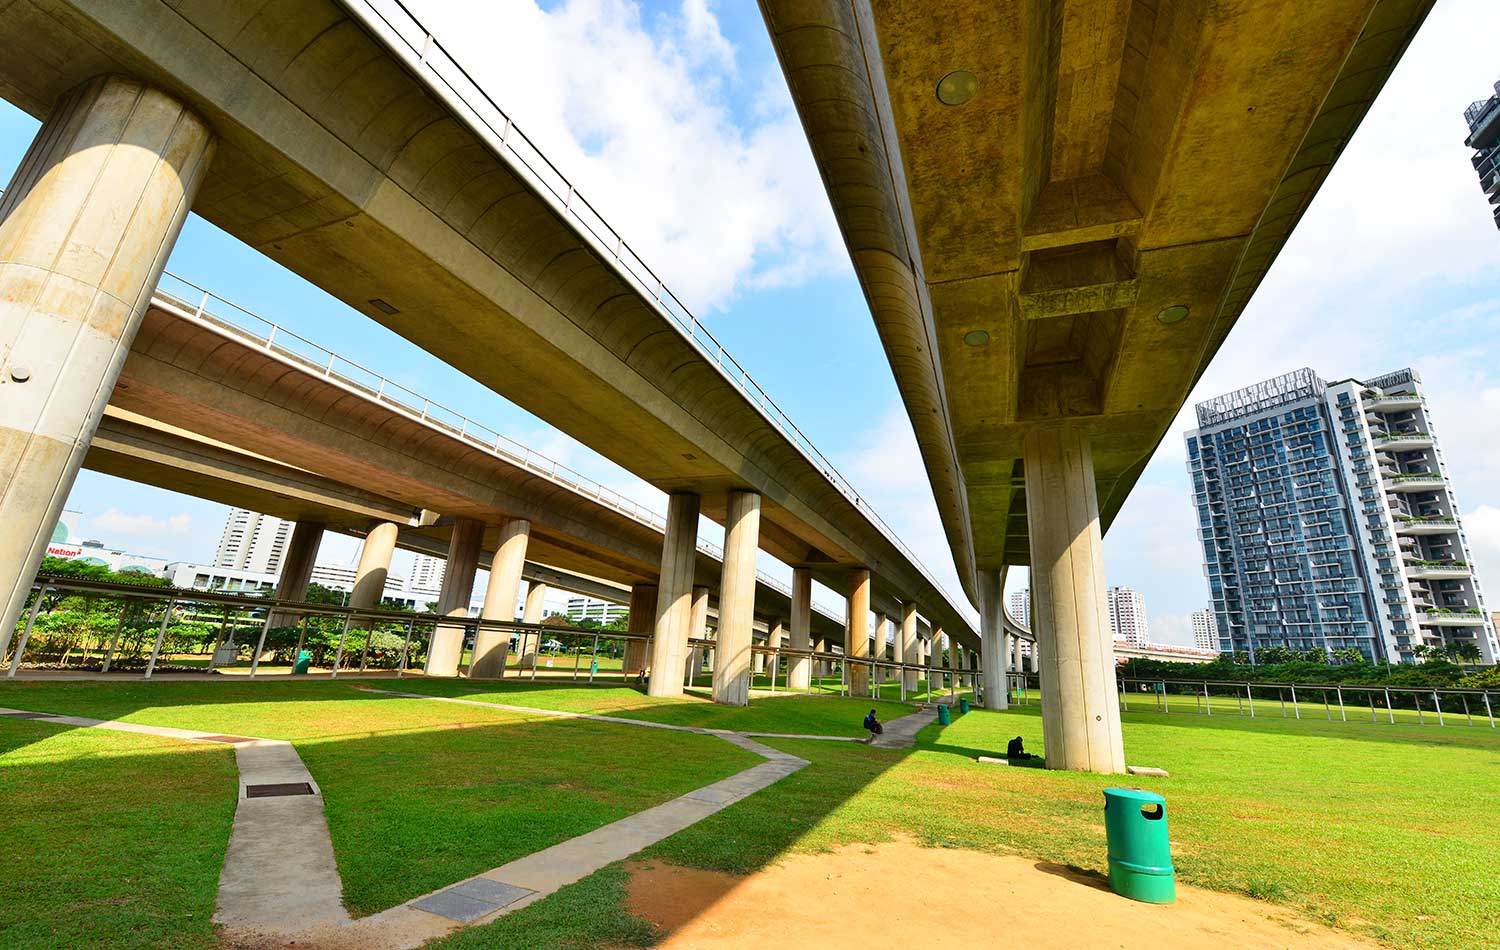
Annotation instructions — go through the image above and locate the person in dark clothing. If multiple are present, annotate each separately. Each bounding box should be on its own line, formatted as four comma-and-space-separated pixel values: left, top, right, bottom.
863, 709, 883, 737
1007, 735, 1037, 760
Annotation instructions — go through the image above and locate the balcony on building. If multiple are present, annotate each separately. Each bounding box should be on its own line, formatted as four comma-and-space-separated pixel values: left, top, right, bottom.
1393, 515, 1459, 536
1385, 473, 1445, 492
1416, 609, 1488, 627
1404, 559, 1472, 580
1373, 431, 1434, 451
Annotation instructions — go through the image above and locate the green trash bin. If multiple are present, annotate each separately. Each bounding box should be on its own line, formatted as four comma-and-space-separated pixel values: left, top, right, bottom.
1103, 787, 1175, 904
292, 651, 311, 675
959, 697, 970, 714
936, 704, 952, 726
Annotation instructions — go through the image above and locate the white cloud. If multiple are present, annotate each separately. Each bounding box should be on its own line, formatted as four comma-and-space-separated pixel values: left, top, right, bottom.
87, 509, 191, 540
1149, 612, 1195, 649
411, 0, 845, 311
1460, 504, 1500, 597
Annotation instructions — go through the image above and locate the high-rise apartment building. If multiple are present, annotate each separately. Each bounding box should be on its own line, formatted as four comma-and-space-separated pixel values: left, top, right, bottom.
408, 553, 445, 598
1008, 589, 1030, 630
213, 508, 293, 574
1106, 586, 1149, 645
1191, 609, 1218, 653
565, 596, 628, 626
1186, 368, 1497, 664
1463, 80, 1500, 231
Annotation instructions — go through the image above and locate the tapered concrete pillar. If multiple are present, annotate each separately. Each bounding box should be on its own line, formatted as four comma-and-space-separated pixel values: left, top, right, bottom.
946, 632, 959, 684
873, 613, 888, 681
753, 642, 765, 675
350, 522, 399, 611
814, 637, 829, 679
979, 569, 1009, 709
519, 581, 546, 665
900, 604, 919, 690
685, 585, 709, 685
787, 568, 813, 689
624, 583, 656, 675
927, 629, 943, 692
269, 521, 324, 627
847, 569, 871, 697
471, 518, 529, 678
766, 618, 785, 681
713, 491, 761, 706
649, 492, 700, 697
427, 517, 484, 677
1024, 426, 1125, 773
1012, 634, 1022, 673
0, 77, 215, 640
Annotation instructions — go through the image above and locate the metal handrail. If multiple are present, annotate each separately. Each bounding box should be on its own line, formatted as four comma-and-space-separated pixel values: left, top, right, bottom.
339, 0, 966, 619
155, 273, 850, 621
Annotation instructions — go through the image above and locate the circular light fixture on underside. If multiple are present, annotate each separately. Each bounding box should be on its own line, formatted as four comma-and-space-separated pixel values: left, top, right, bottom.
1157, 304, 1190, 325
937, 70, 978, 106
963, 329, 990, 347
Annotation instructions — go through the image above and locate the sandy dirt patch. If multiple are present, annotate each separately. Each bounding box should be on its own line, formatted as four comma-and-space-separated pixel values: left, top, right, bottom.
625, 838, 1378, 949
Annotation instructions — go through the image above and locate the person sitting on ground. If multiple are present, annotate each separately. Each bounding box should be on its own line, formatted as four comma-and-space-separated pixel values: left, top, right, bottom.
863, 709, 884, 738
1007, 735, 1038, 760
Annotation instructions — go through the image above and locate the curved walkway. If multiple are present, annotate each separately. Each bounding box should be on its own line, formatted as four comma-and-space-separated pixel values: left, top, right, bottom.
2, 689, 939, 947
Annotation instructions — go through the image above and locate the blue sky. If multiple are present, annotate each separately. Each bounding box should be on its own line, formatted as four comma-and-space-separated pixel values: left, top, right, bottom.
20, 0, 1500, 640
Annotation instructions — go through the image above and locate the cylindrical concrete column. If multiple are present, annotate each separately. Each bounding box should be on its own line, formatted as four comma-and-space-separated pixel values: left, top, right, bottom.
349, 522, 399, 611
270, 521, 324, 627
712, 490, 761, 706
787, 568, 813, 689
979, 568, 1009, 709
0, 76, 215, 640
427, 517, 484, 677
1024, 426, 1125, 773
928, 628, 943, 693
649, 492, 700, 697
847, 569, 871, 697
624, 583, 656, 676
471, 518, 529, 679
519, 580, 547, 665
685, 585, 709, 685
753, 638, 765, 675
814, 637, 829, 679
766, 618, 785, 681
873, 613, 888, 680
900, 604, 919, 690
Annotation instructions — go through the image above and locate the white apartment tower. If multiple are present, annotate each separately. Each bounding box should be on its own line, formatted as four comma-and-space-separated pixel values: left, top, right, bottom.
1106, 585, 1149, 645
1008, 589, 1030, 630
1191, 609, 1218, 653
214, 508, 293, 575
408, 553, 445, 598
1187, 368, 1497, 664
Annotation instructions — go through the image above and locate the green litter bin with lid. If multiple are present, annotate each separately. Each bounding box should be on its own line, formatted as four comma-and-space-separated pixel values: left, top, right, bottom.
292, 651, 312, 675
936, 704, 952, 725
1103, 787, 1175, 904
959, 697, 970, 714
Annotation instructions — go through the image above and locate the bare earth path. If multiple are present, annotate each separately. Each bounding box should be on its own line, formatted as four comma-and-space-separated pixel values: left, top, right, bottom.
627, 838, 1382, 949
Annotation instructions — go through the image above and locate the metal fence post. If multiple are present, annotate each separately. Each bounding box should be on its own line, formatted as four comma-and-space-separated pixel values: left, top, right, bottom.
1484, 691, 1495, 728
1415, 692, 1425, 726
101, 600, 132, 674
396, 621, 415, 677
144, 599, 175, 679
1290, 683, 1300, 719
1461, 693, 1472, 727
1204, 680, 1212, 716
1247, 683, 1255, 717
1336, 685, 1346, 722
248, 610, 275, 679
588, 635, 600, 684
1384, 687, 1394, 725
329, 617, 353, 679
5, 586, 47, 678
1120, 678, 1129, 712
1433, 690, 1444, 727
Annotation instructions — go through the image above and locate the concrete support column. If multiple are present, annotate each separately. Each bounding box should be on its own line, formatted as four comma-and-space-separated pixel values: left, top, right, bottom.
787, 568, 813, 689
900, 604, 919, 690
649, 492, 700, 697
713, 491, 761, 706
427, 517, 484, 677
927, 628, 943, 692
349, 522, 399, 611
766, 618, 785, 681
847, 569, 871, 697
979, 568, 1008, 709
519, 581, 546, 664
753, 642, 765, 675
624, 583, 657, 676
270, 521, 324, 627
0, 76, 215, 639
1024, 426, 1125, 773
471, 518, 529, 678
874, 613, 888, 680
685, 585, 709, 685
814, 637, 829, 679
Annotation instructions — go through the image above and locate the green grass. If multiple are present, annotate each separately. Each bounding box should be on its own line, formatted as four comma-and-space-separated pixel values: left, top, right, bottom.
425, 863, 657, 949
0, 680, 759, 915
640, 703, 1500, 949
0, 718, 236, 949
392, 678, 915, 737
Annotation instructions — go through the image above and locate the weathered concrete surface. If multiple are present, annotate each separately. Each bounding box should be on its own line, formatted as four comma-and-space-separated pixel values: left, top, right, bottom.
761, 0, 1433, 588
0, 0, 972, 647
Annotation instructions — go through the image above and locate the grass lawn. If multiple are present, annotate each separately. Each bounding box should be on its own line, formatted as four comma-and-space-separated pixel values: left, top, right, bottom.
0, 717, 236, 949
638, 703, 1500, 949
0, 680, 759, 916
393, 678, 915, 737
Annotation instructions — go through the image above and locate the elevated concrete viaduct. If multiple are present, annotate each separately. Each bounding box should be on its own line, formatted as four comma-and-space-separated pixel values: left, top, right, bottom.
0, 0, 976, 707
762, 0, 1432, 767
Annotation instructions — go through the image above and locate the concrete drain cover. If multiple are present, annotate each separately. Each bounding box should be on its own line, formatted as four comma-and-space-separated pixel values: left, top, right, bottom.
411, 879, 536, 922
245, 782, 314, 798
